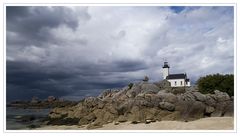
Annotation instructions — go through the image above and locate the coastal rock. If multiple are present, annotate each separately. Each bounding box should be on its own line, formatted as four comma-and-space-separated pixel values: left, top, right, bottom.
155, 110, 172, 121
213, 90, 230, 102
46, 81, 233, 128
144, 93, 161, 107
205, 106, 215, 114
223, 101, 234, 117
178, 92, 196, 101
211, 101, 232, 117
118, 115, 128, 122
128, 106, 145, 123
84, 97, 100, 108
141, 83, 160, 93
193, 92, 206, 102
175, 100, 205, 121
154, 80, 171, 89
162, 111, 181, 121
104, 103, 118, 115
126, 83, 142, 98
159, 102, 175, 111
85, 113, 96, 122
103, 111, 115, 123
98, 89, 113, 99
78, 117, 89, 126
157, 92, 177, 103
168, 87, 186, 94
205, 94, 217, 107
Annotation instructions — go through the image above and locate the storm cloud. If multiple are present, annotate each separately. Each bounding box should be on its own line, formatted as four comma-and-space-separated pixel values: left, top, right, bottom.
6, 6, 234, 101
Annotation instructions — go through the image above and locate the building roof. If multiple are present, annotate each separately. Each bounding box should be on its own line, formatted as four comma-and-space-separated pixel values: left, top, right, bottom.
166, 73, 186, 79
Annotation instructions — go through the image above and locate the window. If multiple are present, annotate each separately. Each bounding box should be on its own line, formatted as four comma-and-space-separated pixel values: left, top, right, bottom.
181, 81, 182, 85
175, 81, 177, 86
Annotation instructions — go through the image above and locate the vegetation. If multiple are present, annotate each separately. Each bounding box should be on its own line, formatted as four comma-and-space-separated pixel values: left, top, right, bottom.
197, 73, 234, 96
128, 83, 134, 89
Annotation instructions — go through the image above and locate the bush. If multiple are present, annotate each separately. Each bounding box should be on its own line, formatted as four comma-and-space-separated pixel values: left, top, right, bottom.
128, 83, 134, 89
197, 73, 234, 96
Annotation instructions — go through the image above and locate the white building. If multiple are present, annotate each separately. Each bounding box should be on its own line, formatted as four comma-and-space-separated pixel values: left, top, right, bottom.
162, 62, 190, 87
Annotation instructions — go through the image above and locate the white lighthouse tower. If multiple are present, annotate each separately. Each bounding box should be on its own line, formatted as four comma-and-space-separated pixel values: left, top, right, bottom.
162, 62, 169, 79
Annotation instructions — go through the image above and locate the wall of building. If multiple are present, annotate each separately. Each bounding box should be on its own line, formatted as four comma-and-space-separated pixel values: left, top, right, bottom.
168, 79, 186, 87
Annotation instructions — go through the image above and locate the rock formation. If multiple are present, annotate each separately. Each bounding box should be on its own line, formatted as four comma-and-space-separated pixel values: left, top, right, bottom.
47, 81, 234, 129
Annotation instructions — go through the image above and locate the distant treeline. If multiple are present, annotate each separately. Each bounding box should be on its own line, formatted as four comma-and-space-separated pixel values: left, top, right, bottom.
197, 73, 234, 96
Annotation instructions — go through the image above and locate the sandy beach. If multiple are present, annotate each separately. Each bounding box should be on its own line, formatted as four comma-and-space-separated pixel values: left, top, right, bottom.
36, 117, 234, 130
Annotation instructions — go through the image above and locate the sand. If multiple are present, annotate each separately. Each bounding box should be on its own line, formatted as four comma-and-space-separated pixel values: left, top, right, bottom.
36, 117, 234, 130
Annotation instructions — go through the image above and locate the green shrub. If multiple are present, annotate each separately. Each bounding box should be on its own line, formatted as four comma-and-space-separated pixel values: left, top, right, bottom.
197, 73, 234, 96
128, 83, 134, 89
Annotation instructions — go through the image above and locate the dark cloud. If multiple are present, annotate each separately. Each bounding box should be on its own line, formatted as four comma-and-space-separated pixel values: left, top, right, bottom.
6, 6, 234, 102
6, 58, 141, 101
7, 6, 90, 47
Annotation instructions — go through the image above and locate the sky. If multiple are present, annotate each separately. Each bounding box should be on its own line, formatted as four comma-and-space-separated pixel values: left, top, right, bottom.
6, 6, 234, 101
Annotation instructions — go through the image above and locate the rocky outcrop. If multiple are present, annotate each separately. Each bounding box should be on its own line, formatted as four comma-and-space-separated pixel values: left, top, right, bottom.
47, 82, 234, 129
7, 96, 78, 109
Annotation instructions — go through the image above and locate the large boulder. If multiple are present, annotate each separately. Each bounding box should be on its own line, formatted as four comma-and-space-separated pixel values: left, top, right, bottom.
193, 92, 206, 102
78, 117, 89, 126
118, 115, 128, 122
205, 106, 215, 114
213, 90, 231, 102
98, 89, 112, 99
223, 101, 234, 117
157, 92, 177, 103
178, 92, 196, 101
162, 111, 181, 121
143, 93, 161, 107
104, 103, 118, 115
141, 83, 160, 93
84, 97, 100, 108
49, 107, 70, 118
205, 94, 217, 107
159, 102, 175, 111
112, 86, 129, 100
155, 110, 172, 121
86, 119, 103, 129
135, 96, 152, 107
128, 106, 145, 123
102, 111, 115, 123
168, 87, 186, 94
126, 83, 142, 98
116, 99, 135, 115
211, 101, 232, 117
175, 100, 206, 121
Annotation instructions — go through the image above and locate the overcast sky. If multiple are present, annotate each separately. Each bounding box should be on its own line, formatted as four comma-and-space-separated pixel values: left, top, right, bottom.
6, 6, 234, 101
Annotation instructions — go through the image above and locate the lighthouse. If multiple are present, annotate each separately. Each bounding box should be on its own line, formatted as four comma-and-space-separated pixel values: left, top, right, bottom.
162, 62, 170, 79
162, 61, 190, 87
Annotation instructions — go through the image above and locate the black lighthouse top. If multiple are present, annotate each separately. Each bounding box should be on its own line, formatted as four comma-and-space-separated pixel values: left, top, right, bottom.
162, 62, 170, 68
